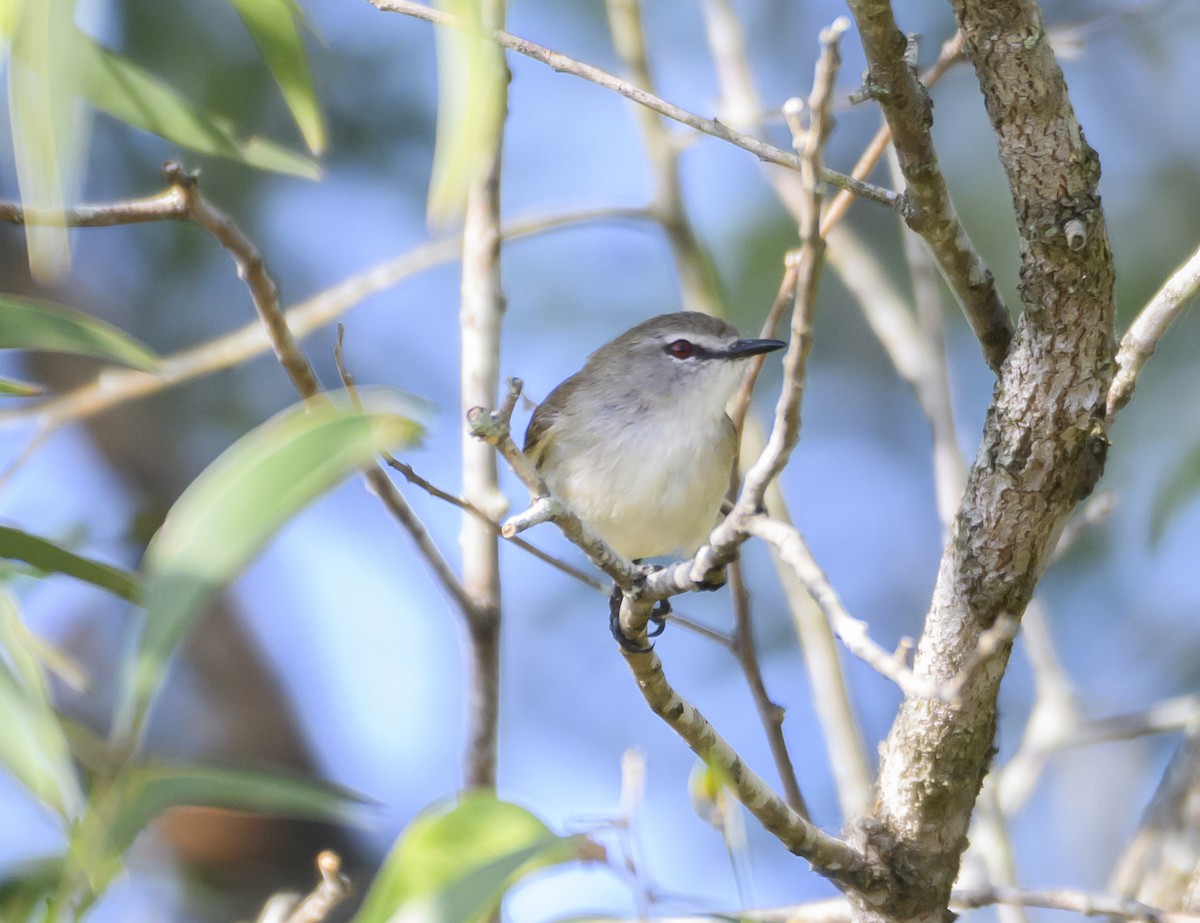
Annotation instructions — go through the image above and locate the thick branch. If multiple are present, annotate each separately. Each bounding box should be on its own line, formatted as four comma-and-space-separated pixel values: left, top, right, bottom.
845, 3, 1013, 371
856, 2, 1116, 921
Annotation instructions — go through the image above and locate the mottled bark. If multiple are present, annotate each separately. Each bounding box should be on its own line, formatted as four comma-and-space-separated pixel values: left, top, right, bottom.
846, 0, 1013, 371
850, 2, 1116, 920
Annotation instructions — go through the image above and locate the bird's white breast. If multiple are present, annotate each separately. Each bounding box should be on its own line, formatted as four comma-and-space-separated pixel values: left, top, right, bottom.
544, 401, 735, 559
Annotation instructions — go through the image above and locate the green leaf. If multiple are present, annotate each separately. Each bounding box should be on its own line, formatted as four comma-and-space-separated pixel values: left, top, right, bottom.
0, 857, 63, 923
227, 0, 326, 155
355, 794, 598, 923
0, 594, 82, 818
6, 0, 83, 282
0, 376, 42, 396
75, 37, 320, 180
1151, 440, 1200, 545
427, 0, 507, 226
118, 392, 424, 739
0, 526, 140, 601
0, 295, 158, 371
0, 587, 86, 697
109, 762, 366, 855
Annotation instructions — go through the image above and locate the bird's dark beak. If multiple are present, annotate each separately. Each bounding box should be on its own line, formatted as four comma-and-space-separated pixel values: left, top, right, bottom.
722, 338, 787, 359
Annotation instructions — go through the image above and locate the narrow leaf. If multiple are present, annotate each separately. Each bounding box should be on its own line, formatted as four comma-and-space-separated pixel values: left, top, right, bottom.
0, 597, 82, 818
355, 794, 597, 923
75, 37, 320, 180
0, 526, 140, 601
0, 376, 42, 397
227, 0, 326, 154
119, 392, 424, 738
0, 588, 87, 695
427, 0, 507, 225
1151, 440, 1200, 545
7, 0, 83, 282
0, 858, 64, 923
110, 762, 365, 855
0, 295, 158, 371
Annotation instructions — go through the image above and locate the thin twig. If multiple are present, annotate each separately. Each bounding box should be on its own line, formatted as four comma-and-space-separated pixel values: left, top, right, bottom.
1108, 240, 1200, 417
887, 145, 967, 529
729, 256, 799, 434
636, 58, 829, 610
0, 204, 653, 433
844, 4, 1013, 371
963, 787, 1030, 923
727, 560, 809, 820
820, 31, 966, 237
1057, 694, 1200, 750
164, 164, 321, 400
366, 468, 478, 614
0, 184, 190, 226
617, 641, 889, 897
701, 0, 874, 820
470, 395, 880, 885
604, 0, 724, 316
367, 0, 901, 211
950, 885, 1200, 923
548, 888, 1200, 923
605, 0, 807, 822
382, 455, 603, 589
617, 22, 882, 890
995, 600, 1079, 815
178, 169, 480, 625
746, 514, 1016, 705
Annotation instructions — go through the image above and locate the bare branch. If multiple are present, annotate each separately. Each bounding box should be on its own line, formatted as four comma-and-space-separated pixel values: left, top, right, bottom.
603, 0, 808, 822
844, 4, 1013, 371
962, 788, 1030, 923
334, 327, 479, 619
1109, 726, 1200, 913
457, 0, 509, 789
727, 559, 809, 820
820, 31, 966, 237
631, 24, 833, 612
381, 455, 604, 589
858, 0, 1118, 913
887, 146, 967, 529
162, 164, 322, 400
1108, 240, 1200, 417
604, 0, 724, 316
0, 184, 189, 226
746, 515, 1015, 704
0, 205, 653, 433
702, 0, 875, 821
367, 0, 901, 210
950, 885, 1200, 923
617, 640, 889, 897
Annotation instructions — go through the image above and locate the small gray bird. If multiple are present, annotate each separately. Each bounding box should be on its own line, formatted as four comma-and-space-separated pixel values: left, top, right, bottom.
524, 312, 787, 562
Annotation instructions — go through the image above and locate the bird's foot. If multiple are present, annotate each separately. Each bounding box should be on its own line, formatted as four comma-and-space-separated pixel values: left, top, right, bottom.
608, 584, 669, 652
695, 567, 727, 592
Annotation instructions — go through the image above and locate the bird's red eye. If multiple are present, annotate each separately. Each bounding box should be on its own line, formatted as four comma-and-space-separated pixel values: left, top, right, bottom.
669, 339, 694, 359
